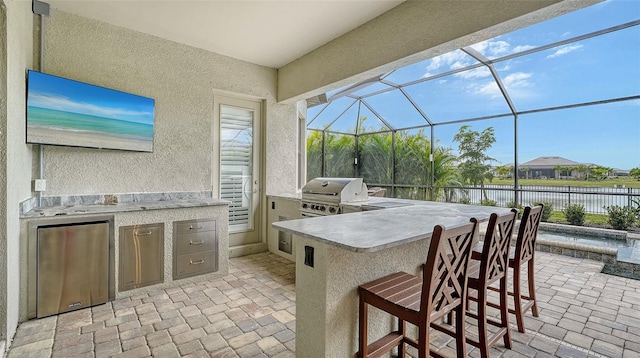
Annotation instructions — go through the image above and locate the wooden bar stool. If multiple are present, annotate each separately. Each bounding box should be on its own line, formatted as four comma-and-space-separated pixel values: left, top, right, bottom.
358, 219, 478, 358
466, 209, 518, 358
479, 205, 544, 333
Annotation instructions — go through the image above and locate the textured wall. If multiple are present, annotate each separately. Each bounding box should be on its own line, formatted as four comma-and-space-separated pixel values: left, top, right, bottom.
3, 0, 35, 350
41, 9, 297, 196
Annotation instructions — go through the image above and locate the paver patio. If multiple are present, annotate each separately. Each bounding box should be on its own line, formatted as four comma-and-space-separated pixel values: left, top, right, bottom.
7, 251, 640, 357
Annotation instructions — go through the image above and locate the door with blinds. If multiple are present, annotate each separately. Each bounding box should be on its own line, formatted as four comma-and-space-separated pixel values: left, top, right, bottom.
215, 95, 261, 248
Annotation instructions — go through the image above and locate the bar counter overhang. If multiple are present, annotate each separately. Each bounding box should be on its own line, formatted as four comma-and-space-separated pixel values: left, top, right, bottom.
273, 201, 512, 357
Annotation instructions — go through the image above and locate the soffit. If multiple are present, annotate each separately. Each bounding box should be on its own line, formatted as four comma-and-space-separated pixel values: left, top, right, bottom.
45, 0, 404, 68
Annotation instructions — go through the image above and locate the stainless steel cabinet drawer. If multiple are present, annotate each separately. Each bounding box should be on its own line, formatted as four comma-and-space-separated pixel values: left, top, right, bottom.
173, 218, 217, 280
175, 219, 215, 235
175, 252, 217, 278
175, 231, 216, 255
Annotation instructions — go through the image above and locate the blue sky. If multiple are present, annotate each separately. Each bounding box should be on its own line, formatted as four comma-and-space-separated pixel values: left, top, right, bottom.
308, 0, 640, 170
27, 71, 155, 125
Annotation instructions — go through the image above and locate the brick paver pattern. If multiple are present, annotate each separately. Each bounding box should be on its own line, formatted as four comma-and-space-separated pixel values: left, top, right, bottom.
7, 251, 640, 357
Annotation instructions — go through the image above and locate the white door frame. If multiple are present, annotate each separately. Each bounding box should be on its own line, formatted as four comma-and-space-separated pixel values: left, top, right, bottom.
213, 92, 267, 257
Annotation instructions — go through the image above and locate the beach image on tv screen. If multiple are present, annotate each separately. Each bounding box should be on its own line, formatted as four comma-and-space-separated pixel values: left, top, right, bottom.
26, 70, 155, 152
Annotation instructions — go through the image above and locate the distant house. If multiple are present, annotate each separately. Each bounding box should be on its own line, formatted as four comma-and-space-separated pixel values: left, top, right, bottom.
518, 156, 582, 179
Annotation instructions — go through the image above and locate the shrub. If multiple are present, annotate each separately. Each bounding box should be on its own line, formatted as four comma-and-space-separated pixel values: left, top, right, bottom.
534, 202, 553, 222
481, 199, 497, 206
563, 204, 585, 226
459, 196, 471, 205
506, 201, 524, 218
605, 205, 637, 230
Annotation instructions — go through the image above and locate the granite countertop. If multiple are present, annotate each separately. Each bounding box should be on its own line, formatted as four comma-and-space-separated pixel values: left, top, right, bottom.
273, 202, 512, 253
21, 198, 230, 218
267, 192, 302, 201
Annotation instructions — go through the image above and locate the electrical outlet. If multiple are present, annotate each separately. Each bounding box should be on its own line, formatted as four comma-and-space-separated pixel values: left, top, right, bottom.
34, 179, 46, 192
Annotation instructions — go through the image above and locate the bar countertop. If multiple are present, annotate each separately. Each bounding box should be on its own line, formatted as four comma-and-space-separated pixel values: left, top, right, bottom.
273, 201, 512, 253
20, 198, 230, 218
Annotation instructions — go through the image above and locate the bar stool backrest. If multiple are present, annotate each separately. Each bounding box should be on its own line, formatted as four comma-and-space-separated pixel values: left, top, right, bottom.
420, 219, 478, 322
514, 205, 544, 264
480, 209, 519, 283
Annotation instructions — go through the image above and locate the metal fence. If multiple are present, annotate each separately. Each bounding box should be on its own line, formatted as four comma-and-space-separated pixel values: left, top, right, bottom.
369, 183, 640, 214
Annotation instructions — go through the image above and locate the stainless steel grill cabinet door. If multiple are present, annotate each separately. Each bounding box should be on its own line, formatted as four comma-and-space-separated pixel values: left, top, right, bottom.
119, 223, 164, 291
37, 221, 110, 318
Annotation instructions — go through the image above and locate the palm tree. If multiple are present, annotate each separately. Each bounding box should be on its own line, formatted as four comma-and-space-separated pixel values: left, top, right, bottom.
553, 165, 562, 180
432, 146, 462, 202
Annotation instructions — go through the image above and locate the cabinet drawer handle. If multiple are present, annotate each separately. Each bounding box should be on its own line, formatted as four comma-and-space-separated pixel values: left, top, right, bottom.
189, 240, 205, 245
189, 225, 203, 230
190, 259, 205, 265
135, 230, 153, 236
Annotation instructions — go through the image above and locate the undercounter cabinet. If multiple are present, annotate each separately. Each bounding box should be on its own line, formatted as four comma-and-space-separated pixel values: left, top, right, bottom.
173, 218, 218, 279
267, 195, 301, 260
119, 223, 164, 291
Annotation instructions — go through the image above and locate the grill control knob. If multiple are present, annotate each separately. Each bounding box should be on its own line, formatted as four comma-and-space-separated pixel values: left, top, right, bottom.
320, 206, 326, 211
302, 203, 308, 209
329, 207, 336, 213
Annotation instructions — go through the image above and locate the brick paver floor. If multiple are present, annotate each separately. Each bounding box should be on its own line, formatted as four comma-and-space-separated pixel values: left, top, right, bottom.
7, 251, 640, 357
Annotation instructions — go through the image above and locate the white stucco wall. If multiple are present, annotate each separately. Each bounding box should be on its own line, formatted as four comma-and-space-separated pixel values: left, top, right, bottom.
41, 9, 297, 197
3, 0, 35, 352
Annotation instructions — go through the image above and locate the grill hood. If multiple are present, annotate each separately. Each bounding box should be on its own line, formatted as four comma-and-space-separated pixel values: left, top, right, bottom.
301, 177, 368, 204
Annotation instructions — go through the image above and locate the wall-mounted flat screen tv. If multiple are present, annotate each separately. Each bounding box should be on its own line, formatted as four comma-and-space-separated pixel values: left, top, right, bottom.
26, 70, 155, 152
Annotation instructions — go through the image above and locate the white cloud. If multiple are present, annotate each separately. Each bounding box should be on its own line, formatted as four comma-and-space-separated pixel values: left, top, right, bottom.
423, 50, 474, 76
513, 45, 535, 52
471, 39, 535, 58
423, 39, 536, 77
503, 72, 533, 88
546, 44, 583, 59
455, 67, 491, 79
470, 72, 533, 98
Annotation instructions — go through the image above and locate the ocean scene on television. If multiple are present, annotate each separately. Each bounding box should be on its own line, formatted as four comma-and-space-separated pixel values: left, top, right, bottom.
26, 70, 155, 152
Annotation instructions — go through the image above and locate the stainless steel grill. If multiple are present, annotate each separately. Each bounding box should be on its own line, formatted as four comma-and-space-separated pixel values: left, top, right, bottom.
300, 177, 368, 217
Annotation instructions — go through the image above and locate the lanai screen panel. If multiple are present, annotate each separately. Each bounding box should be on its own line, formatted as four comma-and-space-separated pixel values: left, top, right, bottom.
403, 68, 512, 123
495, 25, 640, 112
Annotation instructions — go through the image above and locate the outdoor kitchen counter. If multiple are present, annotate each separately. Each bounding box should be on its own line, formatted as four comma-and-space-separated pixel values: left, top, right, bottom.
20, 198, 229, 218
273, 201, 510, 253
273, 202, 511, 358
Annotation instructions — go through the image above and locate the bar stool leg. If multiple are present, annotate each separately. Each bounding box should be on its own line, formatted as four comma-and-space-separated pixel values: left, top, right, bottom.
513, 265, 526, 333
455, 304, 467, 358
499, 275, 512, 348
359, 297, 368, 357
399, 318, 406, 357
477, 289, 490, 358
528, 260, 539, 317
418, 324, 430, 358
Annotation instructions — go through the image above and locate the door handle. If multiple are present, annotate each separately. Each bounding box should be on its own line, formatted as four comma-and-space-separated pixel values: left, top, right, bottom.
190, 259, 205, 265
189, 240, 205, 245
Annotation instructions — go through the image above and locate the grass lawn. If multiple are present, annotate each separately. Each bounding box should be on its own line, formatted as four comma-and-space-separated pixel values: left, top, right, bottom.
548, 211, 609, 225
492, 177, 640, 188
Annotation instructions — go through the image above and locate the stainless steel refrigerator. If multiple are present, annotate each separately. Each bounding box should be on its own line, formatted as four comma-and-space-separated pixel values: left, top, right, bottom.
37, 221, 110, 318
